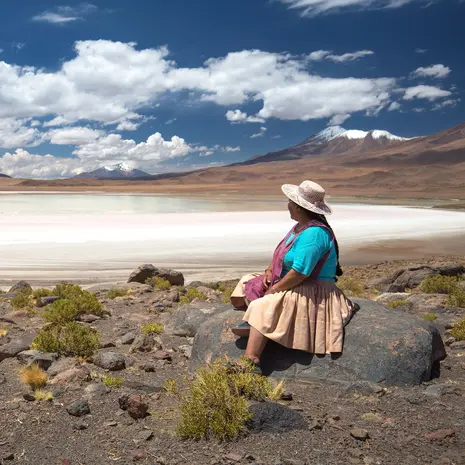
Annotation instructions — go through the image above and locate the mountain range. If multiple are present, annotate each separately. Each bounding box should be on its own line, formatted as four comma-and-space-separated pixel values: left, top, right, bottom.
0, 173, 11, 178
4, 121, 465, 198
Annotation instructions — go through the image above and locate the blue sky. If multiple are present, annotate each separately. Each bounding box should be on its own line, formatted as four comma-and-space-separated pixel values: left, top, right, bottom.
0, 0, 463, 178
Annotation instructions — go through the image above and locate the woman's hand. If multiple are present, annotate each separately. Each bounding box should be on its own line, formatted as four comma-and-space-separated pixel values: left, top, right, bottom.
262, 269, 272, 291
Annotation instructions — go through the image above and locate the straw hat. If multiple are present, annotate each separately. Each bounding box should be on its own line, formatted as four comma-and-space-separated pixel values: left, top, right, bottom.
281, 180, 332, 215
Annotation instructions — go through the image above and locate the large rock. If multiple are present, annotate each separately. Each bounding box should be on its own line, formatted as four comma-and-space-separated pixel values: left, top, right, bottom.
190, 299, 446, 386
387, 267, 438, 292
128, 264, 184, 286
0, 334, 35, 362
8, 281, 32, 294
92, 351, 126, 371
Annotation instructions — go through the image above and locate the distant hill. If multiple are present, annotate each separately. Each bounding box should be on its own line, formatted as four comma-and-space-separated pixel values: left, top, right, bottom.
0, 173, 11, 178
73, 162, 150, 180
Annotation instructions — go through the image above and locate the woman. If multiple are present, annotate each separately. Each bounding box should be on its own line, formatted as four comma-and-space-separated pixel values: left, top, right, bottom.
230, 180, 356, 369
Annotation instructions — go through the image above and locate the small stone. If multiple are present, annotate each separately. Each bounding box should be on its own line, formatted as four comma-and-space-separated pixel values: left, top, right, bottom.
343, 382, 385, 397
136, 430, 154, 442
224, 453, 244, 462
23, 393, 36, 402
120, 332, 137, 345
361, 413, 383, 422
424, 429, 456, 441
127, 394, 149, 419
78, 314, 101, 323
50, 366, 91, 385
2, 453, 14, 461
130, 334, 162, 353
450, 341, 465, 350
0, 334, 34, 362
350, 428, 370, 441
131, 451, 148, 462
308, 419, 324, 431
424, 384, 460, 397
84, 383, 110, 397
72, 422, 88, 430
153, 350, 172, 361
66, 399, 90, 417
104, 420, 118, 427
92, 351, 126, 371
347, 448, 363, 459
17, 350, 57, 371
280, 391, 293, 401
140, 363, 156, 372
178, 344, 192, 359
100, 339, 116, 349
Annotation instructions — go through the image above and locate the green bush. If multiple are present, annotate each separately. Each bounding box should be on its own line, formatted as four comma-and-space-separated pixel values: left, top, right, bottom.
447, 289, 465, 308
42, 300, 80, 324
423, 312, 438, 321
450, 316, 465, 341
32, 322, 100, 357
177, 357, 282, 441
103, 376, 124, 388
9, 289, 34, 310
142, 322, 164, 335
419, 275, 458, 294
52, 282, 104, 316
386, 299, 408, 309
32, 288, 53, 299
180, 288, 207, 305
337, 277, 365, 298
106, 288, 128, 299
146, 277, 171, 290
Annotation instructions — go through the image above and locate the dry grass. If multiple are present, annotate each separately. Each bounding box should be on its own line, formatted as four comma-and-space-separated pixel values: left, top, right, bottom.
420, 275, 459, 294
142, 322, 164, 335
337, 277, 366, 298
386, 299, 408, 309
179, 288, 207, 305
106, 288, 128, 299
146, 277, 172, 290
450, 316, 465, 341
20, 363, 48, 390
423, 312, 438, 321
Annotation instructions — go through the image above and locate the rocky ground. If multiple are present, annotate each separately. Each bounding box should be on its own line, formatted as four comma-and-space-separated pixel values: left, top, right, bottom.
0, 259, 464, 465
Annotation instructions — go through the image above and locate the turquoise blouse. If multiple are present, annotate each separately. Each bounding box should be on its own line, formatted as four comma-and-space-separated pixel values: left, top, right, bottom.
281, 227, 336, 280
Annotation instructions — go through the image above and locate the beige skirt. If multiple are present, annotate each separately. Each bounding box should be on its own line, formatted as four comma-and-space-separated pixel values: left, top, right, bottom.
231, 273, 355, 354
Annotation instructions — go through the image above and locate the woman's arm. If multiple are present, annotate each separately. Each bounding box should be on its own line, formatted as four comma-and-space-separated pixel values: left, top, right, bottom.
265, 269, 307, 294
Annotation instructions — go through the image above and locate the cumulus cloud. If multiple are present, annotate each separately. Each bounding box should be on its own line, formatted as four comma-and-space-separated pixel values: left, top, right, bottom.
328, 114, 351, 125
0, 118, 41, 148
411, 64, 451, 79
250, 127, 267, 139
225, 110, 265, 124
278, 0, 432, 16
403, 85, 452, 101
46, 127, 103, 145
388, 101, 401, 111
308, 50, 374, 62
32, 4, 98, 24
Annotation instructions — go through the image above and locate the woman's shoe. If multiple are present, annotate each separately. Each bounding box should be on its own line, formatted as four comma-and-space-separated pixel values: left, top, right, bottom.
231, 321, 251, 337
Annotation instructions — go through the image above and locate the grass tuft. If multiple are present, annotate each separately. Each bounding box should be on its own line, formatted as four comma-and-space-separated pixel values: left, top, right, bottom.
146, 277, 172, 290
420, 275, 459, 294
142, 322, 164, 335
164, 378, 177, 395
450, 316, 465, 341
180, 288, 207, 305
337, 277, 365, 298
423, 312, 438, 321
32, 288, 54, 299
34, 389, 54, 401
447, 289, 465, 308
177, 357, 283, 441
20, 363, 48, 390
106, 288, 128, 299
386, 299, 408, 309
103, 376, 124, 388
32, 322, 100, 357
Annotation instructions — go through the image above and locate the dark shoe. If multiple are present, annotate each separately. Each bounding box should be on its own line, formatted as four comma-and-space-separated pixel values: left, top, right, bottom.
231, 321, 251, 337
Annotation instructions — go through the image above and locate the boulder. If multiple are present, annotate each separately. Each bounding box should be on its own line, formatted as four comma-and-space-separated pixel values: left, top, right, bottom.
16, 350, 57, 370
0, 334, 35, 362
247, 402, 307, 433
128, 264, 184, 286
8, 281, 32, 294
387, 267, 438, 292
433, 262, 465, 277
92, 351, 126, 371
161, 302, 230, 337
190, 299, 446, 386
406, 294, 448, 313
35, 296, 62, 308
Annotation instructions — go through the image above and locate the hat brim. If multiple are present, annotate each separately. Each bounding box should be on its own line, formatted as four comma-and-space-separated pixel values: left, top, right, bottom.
281, 184, 332, 215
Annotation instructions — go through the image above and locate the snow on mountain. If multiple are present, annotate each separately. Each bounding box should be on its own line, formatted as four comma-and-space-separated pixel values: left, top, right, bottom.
72, 163, 150, 180
104, 162, 134, 172
312, 126, 411, 142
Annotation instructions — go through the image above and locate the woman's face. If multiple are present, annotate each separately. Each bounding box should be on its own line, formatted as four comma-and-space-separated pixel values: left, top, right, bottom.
287, 200, 299, 220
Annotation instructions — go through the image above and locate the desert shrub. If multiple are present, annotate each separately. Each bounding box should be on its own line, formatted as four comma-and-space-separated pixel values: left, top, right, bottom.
337, 277, 365, 298
450, 316, 465, 341
142, 322, 164, 335
423, 312, 438, 321
32, 322, 100, 357
177, 357, 283, 441
218, 285, 234, 304
420, 275, 458, 295
34, 390, 53, 401
51, 282, 104, 316
32, 288, 53, 299
9, 289, 34, 310
146, 277, 171, 290
19, 363, 48, 390
164, 378, 177, 395
180, 288, 207, 305
0, 289, 5, 295
106, 288, 128, 299
103, 376, 124, 388
42, 300, 80, 324
386, 299, 408, 309
447, 289, 465, 308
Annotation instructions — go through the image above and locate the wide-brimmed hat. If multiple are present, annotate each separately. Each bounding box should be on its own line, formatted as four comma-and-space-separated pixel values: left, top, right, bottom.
281, 180, 332, 215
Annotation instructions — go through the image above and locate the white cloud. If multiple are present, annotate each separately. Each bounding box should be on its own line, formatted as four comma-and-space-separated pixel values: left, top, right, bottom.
0, 149, 83, 179
32, 4, 97, 24
250, 127, 267, 139
225, 110, 265, 124
165, 118, 177, 125
403, 85, 452, 101
221, 146, 241, 152
328, 113, 351, 125
308, 50, 374, 63
411, 64, 451, 79
412, 108, 425, 113
415, 48, 428, 54
278, 0, 433, 16
0, 118, 41, 148
116, 120, 140, 131
271, 135, 282, 139
388, 101, 401, 111
46, 127, 103, 145
432, 99, 460, 111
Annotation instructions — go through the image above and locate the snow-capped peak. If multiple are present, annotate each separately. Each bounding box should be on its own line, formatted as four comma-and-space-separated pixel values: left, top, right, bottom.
104, 162, 134, 172
311, 126, 410, 142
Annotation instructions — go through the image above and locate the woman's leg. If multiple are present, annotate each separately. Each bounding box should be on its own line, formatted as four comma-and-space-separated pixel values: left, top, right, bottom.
230, 296, 247, 309
244, 327, 268, 365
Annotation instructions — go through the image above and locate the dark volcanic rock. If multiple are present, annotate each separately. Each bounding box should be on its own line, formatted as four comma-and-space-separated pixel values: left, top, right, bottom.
8, 281, 32, 294
67, 399, 90, 417
387, 267, 438, 292
0, 334, 35, 362
126, 394, 149, 419
128, 264, 184, 286
130, 334, 162, 353
17, 350, 57, 370
36, 296, 61, 308
190, 299, 446, 386
92, 351, 126, 371
248, 402, 307, 433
